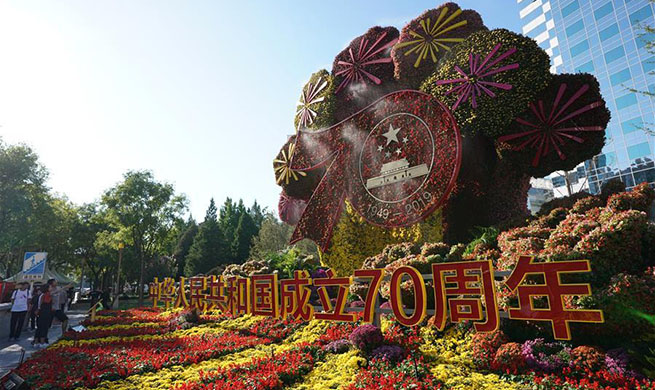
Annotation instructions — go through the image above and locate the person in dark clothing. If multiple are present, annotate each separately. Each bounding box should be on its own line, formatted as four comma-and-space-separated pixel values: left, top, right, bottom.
101, 288, 112, 310
66, 287, 74, 310
89, 289, 101, 308
34, 284, 53, 346
29, 285, 41, 331
8, 282, 31, 341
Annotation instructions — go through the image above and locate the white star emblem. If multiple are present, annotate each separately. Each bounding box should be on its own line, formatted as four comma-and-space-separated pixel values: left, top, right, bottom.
382, 124, 401, 146
384, 151, 391, 158
377, 145, 384, 153
395, 148, 402, 156
402, 136, 409, 144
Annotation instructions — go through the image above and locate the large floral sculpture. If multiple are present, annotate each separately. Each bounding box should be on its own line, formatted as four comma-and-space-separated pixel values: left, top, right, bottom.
273, 2, 610, 274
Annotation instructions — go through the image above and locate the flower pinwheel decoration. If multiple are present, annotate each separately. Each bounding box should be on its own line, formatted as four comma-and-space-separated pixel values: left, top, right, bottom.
498, 83, 605, 167
274, 141, 306, 185
435, 43, 519, 110
296, 77, 328, 130
334, 30, 398, 94
395, 6, 468, 68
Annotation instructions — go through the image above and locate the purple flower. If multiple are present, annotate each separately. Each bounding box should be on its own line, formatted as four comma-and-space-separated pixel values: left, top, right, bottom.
521, 338, 571, 373
370, 345, 406, 362
605, 348, 629, 375
311, 269, 329, 279
435, 43, 518, 110
322, 339, 351, 354
379, 301, 392, 310
349, 300, 366, 308
349, 324, 384, 352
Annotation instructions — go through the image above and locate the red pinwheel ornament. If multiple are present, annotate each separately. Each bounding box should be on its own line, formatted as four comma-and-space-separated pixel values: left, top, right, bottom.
498, 83, 605, 167
334, 30, 398, 94
435, 43, 518, 110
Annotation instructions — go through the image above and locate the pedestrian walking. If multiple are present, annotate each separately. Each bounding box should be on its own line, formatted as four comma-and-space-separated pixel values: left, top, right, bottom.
8, 282, 31, 341
47, 279, 71, 333
34, 284, 53, 346
28, 284, 41, 331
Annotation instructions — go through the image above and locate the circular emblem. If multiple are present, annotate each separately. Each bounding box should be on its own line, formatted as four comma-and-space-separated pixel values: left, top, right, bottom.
349, 100, 460, 227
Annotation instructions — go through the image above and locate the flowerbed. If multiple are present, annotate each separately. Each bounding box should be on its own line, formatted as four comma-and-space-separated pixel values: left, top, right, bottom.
15, 305, 655, 390
16, 331, 269, 389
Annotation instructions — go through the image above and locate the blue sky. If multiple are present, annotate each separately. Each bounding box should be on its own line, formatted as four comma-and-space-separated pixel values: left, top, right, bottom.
0, 1, 522, 218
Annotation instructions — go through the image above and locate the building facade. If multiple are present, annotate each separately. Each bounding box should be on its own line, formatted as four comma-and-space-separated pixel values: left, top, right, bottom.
517, 0, 655, 198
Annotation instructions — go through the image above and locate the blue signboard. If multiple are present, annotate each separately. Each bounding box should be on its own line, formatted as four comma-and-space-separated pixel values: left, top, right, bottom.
23, 252, 47, 280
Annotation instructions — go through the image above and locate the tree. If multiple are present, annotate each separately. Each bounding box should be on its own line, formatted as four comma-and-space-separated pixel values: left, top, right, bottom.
102, 170, 187, 304
231, 211, 258, 263
250, 212, 319, 260
0, 139, 50, 276
185, 199, 225, 276
250, 212, 293, 259
173, 217, 198, 278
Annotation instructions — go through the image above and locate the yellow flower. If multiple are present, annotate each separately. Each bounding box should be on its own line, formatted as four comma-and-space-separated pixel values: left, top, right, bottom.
288, 350, 365, 390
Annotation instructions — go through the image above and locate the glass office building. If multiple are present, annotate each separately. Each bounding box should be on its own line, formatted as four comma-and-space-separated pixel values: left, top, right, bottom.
517, 0, 655, 195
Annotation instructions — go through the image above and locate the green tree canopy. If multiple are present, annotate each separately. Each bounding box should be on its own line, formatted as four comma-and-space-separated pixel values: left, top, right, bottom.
185, 198, 225, 276
102, 170, 187, 304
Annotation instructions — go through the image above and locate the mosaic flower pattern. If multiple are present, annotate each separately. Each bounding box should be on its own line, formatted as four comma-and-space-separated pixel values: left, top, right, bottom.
296, 77, 328, 129
274, 141, 306, 185
497, 83, 604, 167
395, 6, 467, 68
434, 43, 519, 110
334, 30, 398, 94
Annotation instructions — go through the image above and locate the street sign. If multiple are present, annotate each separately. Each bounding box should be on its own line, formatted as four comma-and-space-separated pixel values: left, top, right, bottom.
22, 252, 47, 281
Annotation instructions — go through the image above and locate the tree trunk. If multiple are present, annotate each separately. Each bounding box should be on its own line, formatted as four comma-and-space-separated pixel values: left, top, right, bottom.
138, 252, 145, 306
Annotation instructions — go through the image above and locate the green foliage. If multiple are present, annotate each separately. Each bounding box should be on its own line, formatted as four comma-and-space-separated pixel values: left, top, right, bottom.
231, 211, 258, 264
250, 212, 293, 259
173, 218, 198, 278
185, 199, 225, 276
464, 226, 500, 255
102, 170, 187, 302
421, 28, 551, 138
266, 247, 316, 279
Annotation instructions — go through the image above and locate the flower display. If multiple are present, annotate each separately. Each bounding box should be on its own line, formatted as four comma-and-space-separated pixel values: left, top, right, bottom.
392, 2, 486, 87
497, 73, 610, 177
521, 338, 572, 373
435, 43, 518, 111
14, 303, 655, 390
349, 324, 383, 353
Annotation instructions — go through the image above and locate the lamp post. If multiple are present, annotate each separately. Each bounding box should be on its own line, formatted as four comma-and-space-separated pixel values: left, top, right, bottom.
112, 243, 124, 309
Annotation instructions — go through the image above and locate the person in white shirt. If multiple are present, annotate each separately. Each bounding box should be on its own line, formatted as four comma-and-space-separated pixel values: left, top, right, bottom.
9, 282, 32, 341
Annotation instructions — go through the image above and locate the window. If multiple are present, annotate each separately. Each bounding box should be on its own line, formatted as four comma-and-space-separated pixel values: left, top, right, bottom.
621, 174, 635, 187
570, 40, 590, 57
634, 168, 655, 185
630, 5, 653, 25
562, 0, 580, 17
597, 152, 617, 168
610, 68, 631, 86
637, 32, 655, 49
628, 142, 651, 160
622, 117, 644, 134
599, 23, 619, 42
594, 2, 614, 20
552, 176, 566, 187
644, 56, 655, 73
566, 19, 585, 37
576, 60, 594, 73
616, 93, 638, 109
604, 46, 625, 64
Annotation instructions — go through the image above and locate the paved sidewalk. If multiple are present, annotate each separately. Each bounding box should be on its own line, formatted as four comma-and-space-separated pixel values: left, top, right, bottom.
0, 309, 87, 376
